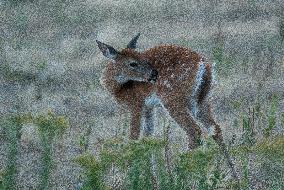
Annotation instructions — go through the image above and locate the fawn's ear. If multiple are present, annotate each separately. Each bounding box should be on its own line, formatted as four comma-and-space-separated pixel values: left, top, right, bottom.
96, 40, 118, 60
127, 33, 140, 49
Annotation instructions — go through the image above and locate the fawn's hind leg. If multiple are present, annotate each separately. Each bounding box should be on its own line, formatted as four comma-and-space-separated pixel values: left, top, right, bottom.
196, 100, 240, 186
195, 101, 223, 143
164, 99, 202, 150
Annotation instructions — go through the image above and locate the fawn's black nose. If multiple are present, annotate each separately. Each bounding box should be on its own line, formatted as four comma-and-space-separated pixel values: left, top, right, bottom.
148, 69, 158, 82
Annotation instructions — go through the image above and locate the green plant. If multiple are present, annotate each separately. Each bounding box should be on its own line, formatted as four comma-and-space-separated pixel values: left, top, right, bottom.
212, 43, 224, 66
35, 61, 47, 72
239, 153, 250, 190
123, 139, 165, 190
0, 112, 68, 190
212, 40, 235, 76
263, 95, 278, 138
75, 137, 166, 190
229, 136, 284, 189
281, 112, 284, 129
240, 113, 256, 146
0, 170, 3, 189
0, 63, 36, 82
75, 133, 284, 190
0, 116, 25, 190
178, 37, 191, 48
176, 140, 220, 190
76, 136, 236, 190
207, 154, 226, 189
74, 154, 107, 190
77, 124, 92, 153
33, 110, 68, 190
280, 11, 284, 44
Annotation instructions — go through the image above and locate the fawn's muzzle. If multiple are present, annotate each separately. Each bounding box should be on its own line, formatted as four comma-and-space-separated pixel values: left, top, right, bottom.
148, 69, 158, 83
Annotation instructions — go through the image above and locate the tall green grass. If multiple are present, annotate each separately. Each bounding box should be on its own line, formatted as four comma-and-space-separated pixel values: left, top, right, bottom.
35, 111, 68, 189
75, 134, 284, 190
0, 116, 22, 190
0, 111, 68, 190
75, 95, 284, 190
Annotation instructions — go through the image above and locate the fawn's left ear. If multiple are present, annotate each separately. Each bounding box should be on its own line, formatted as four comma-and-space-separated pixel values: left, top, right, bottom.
127, 33, 140, 49
96, 40, 118, 60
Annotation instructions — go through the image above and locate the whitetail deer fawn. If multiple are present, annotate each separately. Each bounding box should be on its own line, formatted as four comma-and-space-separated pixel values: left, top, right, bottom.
97, 34, 223, 150
97, 34, 239, 184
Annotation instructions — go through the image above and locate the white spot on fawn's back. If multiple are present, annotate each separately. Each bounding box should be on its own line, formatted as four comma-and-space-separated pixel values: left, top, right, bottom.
163, 80, 173, 90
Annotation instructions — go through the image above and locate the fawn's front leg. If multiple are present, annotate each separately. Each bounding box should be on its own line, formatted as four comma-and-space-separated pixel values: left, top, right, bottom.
141, 106, 155, 137
129, 111, 142, 140
129, 101, 144, 140
129, 105, 156, 139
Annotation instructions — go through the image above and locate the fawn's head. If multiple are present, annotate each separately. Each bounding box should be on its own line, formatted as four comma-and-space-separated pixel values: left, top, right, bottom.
96, 33, 158, 84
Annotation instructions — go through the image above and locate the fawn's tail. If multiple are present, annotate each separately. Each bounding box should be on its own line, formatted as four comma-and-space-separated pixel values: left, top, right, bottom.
195, 63, 214, 104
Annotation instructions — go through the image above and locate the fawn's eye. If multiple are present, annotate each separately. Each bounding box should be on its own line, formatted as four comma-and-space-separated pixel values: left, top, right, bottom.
129, 62, 138, 67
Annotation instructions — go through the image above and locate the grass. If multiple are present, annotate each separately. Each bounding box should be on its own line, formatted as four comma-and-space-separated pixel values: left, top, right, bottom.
77, 123, 93, 153
0, 117, 22, 190
0, 111, 68, 190
74, 94, 284, 190
33, 110, 68, 189
74, 134, 284, 190
263, 95, 278, 138
0, 63, 36, 82
279, 9, 284, 44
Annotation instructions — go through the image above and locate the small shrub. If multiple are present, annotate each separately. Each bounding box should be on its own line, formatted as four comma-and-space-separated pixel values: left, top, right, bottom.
35, 61, 47, 72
